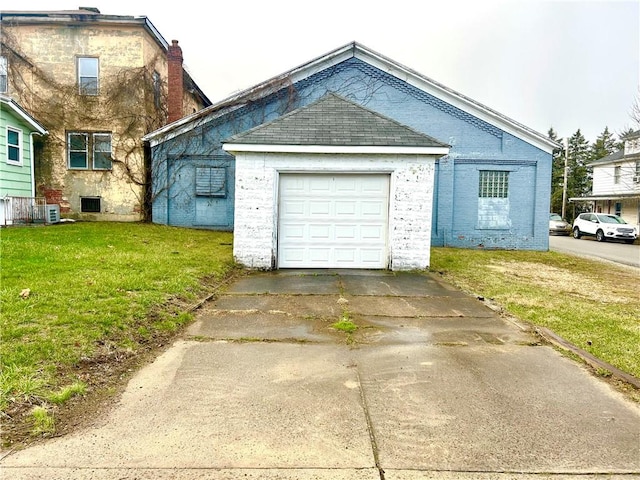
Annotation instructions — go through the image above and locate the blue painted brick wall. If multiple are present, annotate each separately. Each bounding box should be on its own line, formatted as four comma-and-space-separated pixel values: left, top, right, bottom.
151, 57, 552, 250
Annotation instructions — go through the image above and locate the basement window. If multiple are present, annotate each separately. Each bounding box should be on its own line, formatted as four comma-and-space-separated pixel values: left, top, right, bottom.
81, 197, 101, 213
195, 166, 226, 197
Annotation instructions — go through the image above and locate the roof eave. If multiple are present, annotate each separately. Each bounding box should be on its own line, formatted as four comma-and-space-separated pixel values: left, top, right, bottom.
222, 143, 450, 155
147, 41, 561, 153
0, 95, 48, 134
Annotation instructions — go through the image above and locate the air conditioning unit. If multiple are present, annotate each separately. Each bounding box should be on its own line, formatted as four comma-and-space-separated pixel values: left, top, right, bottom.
45, 204, 60, 224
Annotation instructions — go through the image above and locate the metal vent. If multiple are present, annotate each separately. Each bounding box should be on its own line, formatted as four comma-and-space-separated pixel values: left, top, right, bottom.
81, 197, 101, 213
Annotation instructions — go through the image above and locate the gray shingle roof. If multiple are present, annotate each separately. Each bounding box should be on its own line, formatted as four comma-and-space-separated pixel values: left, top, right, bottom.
225, 93, 448, 148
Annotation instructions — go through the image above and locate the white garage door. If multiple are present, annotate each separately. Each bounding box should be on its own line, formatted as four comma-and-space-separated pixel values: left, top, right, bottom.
278, 174, 390, 268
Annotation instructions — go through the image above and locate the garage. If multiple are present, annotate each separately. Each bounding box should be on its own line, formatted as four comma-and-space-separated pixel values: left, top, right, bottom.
278, 173, 390, 268
223, 93, 450, 271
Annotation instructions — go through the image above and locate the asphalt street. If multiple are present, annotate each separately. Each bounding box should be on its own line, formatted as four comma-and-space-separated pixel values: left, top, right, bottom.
549, 234, 640, 268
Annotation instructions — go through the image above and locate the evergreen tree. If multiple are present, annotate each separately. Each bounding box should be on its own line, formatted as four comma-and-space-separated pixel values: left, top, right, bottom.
615, 127, 635, 150
565, 129, 591, 221
548, 127, 566, 215
590, 127, 617, 161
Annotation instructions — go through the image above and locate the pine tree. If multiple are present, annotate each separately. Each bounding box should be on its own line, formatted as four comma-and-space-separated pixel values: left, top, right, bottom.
548, 127, 566, 215
565, 129, 591, 221
616, 127, 635, 150
590, 127, 617, 161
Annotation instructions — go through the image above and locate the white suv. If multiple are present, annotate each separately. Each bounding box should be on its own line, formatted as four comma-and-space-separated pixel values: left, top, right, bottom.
572, 213, 638, 244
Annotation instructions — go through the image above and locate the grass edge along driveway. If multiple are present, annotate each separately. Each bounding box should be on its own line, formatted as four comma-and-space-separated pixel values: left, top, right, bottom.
430, 247, 640, 386
1, 224, 638, 445
1, 222, 236, 445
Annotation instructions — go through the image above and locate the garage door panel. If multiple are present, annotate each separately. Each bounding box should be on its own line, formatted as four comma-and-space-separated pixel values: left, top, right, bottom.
361, 249, 384, 263
361, 201, 385, 216
280, 224, 305, 240
309, 201, 331, 216
309, 224, 330, 239
282, 201, 305, 216
278, 174, 389, 269
336, 202, 356, 216
335, 225, 357, 239
361, 225, 383, 239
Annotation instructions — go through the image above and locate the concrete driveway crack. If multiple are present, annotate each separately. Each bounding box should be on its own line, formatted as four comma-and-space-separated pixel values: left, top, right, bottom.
355, 364, 385, 480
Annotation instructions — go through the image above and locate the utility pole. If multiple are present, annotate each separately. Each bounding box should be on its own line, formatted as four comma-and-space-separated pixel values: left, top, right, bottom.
561, 137, 569, 219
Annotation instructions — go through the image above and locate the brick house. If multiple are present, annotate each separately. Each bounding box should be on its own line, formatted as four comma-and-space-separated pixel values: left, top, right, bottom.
0, 8, 210, 221
145, 42, 560, 270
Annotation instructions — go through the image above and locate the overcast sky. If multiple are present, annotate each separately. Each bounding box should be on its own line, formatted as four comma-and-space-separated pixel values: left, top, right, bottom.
17, 0, 640, 143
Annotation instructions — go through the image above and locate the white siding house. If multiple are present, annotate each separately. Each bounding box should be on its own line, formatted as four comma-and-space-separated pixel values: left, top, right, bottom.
571, 130, 640, 231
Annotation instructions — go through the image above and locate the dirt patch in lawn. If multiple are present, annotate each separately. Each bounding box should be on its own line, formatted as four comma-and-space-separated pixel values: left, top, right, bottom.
486, 261, 635, 304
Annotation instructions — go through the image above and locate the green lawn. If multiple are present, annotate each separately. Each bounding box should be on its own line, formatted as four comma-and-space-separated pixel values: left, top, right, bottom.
1, 223, 235, 423
430, 248, 640, 380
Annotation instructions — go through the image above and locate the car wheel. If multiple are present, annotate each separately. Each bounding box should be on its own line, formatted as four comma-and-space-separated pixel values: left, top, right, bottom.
573, 227, 581, 239
596, 230, 606, 242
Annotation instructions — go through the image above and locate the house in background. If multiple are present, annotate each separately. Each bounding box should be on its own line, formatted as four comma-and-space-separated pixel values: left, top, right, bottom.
145, 42, 560, 270
0, 8, 211, 221
0, 94, 48, 225
571, 130, 640, 230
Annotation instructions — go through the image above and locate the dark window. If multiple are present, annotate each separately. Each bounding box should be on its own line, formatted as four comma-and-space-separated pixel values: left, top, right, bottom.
81, 197, 101, 213
7, 127, 21, 164
196, 167, 226, 197
68, 132, 112, 170
152, 71, 162, 109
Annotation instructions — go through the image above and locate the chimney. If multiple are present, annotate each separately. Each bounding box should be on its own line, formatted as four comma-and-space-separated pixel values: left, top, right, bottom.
167, 40, 184, 123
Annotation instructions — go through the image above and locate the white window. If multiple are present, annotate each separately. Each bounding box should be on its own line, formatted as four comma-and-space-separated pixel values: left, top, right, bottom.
614, 165, 621, 184
0, 56, 7, 93
78, 57, 99, 95
68, 132, 112, 170
6, 127, 22, 165
479, 170, 509, 198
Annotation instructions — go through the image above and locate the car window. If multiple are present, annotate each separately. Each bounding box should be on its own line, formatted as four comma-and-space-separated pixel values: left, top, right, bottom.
550, 214, 562, 221
598, 215, 623, 224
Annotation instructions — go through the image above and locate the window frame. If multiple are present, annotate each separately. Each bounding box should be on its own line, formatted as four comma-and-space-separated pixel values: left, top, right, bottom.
0, 56, 7, 93
478, 170, 509, 198
77, 57, 99, 95
6, 126, 22, 165
67, 132, 112, 171
614, 165, 621, 184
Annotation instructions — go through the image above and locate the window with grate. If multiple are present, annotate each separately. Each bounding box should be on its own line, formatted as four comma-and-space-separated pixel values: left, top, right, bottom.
479, 170, 509, 198
81, 197, 101, 213
195, 167, 226, 197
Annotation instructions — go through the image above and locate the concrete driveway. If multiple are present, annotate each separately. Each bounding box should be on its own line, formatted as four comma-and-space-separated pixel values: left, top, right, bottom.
2, 270, 639, 479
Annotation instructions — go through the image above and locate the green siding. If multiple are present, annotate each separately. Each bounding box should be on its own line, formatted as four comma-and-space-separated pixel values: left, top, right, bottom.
0, 104, 35, 197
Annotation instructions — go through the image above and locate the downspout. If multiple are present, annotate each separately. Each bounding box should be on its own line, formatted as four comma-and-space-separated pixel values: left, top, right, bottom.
29, 132, 37, 197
